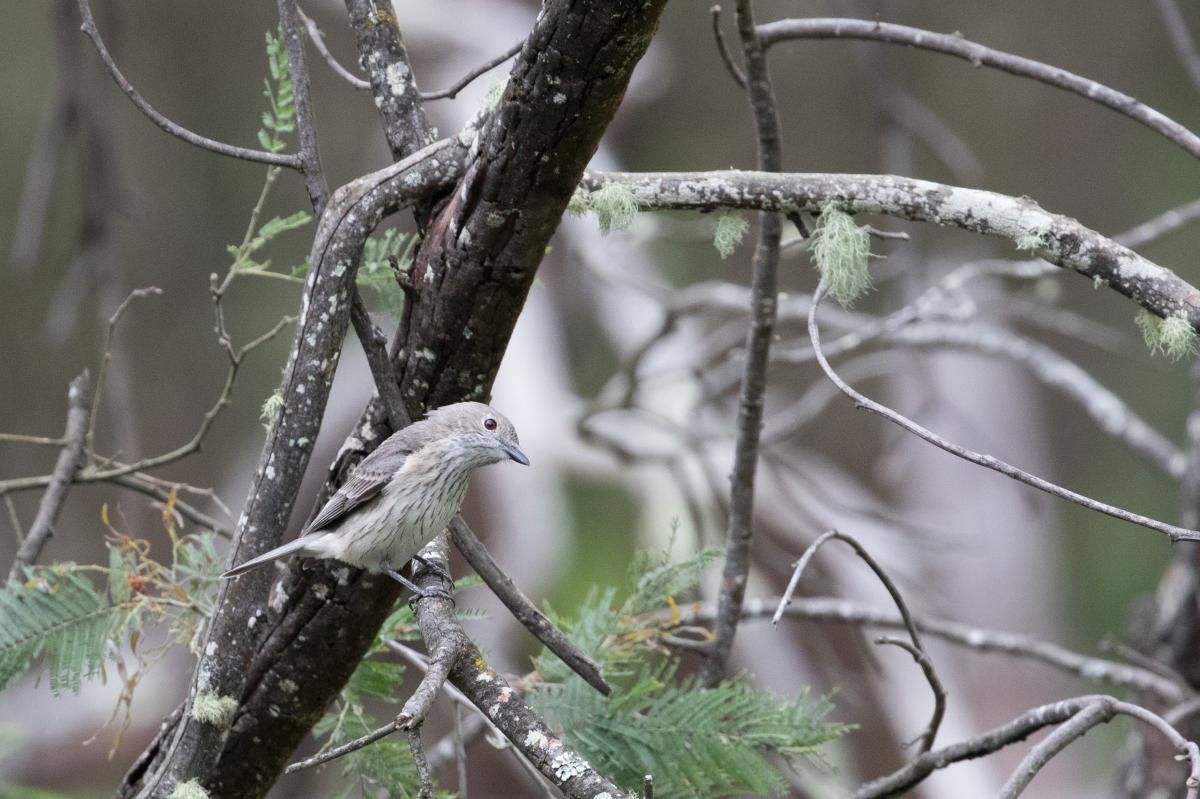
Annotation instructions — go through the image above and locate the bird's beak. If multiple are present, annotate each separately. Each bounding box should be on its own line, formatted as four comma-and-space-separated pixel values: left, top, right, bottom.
504, 444, 530, 466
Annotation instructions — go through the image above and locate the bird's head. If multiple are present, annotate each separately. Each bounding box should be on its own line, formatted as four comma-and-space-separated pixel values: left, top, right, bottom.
424, 401, 529, 469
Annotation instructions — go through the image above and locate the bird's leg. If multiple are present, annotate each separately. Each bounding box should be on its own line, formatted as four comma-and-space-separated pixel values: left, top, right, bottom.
385, 562, 454, 604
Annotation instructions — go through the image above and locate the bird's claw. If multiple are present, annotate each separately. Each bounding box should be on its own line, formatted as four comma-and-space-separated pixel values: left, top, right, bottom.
384, 564, 454, 607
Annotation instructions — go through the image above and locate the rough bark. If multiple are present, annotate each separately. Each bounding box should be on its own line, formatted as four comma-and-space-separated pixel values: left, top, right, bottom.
120, 3, 667, 797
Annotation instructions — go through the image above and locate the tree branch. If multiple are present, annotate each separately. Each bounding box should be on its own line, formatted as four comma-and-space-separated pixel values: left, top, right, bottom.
448, 516, 611, 696
8, 372, 90, 581
581, 170, 1200, 329
757, 18, 1200, 162
700, 0, 786, 688
75, 0, 302, 169
808, 284, 1200, 542
420, 40, 523, 101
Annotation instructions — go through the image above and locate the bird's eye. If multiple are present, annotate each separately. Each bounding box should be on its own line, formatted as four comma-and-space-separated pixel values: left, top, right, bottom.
483, 417, 498, 431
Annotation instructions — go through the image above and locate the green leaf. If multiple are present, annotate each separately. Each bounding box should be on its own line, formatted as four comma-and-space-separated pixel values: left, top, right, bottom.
0, 569, 127, 694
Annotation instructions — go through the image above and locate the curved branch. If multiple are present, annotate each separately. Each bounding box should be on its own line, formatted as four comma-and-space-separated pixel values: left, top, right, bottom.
75, 0, 302, 169
582, 170, 1200, 329
8, 372, 90, 581
757, 18, 1200, 162
420, 40, 524, 101
808, 284, 1200, 542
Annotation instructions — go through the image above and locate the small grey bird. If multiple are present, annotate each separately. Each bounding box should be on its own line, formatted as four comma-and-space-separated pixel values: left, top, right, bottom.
221, 402, 528, 585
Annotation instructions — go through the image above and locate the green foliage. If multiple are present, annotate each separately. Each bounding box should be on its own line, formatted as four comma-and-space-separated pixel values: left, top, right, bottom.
226, 211, 312, 275
0, 568, 128, 695
712, 212, 749, 259
530, 547, 848, 799
357, 229, 417, 318
1136, 309, 1200, 361
258, 29, 295, 153
810, 205, 872, 306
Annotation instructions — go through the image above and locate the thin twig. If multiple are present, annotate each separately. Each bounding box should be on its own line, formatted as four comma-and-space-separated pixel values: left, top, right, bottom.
772, 530, 944, 753
407, 728, 435, 799
852, 694, 1200, 799
681, 594, 1190, 703
875, 636, 948, 752
278, 0, 328, 213
757, 18, 1200, 161
1152, 0, 1200, 93
453, 705, 468, 798
644, 774, 655, 799
75, 0, 301, 169
109, 475, 231, 538
9, 372, 91, 581
420, 40, 524, 101
88, 286, 162, 459
997, 701, 1113, 799
700, 0, 785, 689
1117, 196, 1200, 251
449, 517, 611, 695
298, 6, 370, 90
709, 6, 746, 88
285, 720, 399, 774
3, 495, 23, 545
807, 283, 1200, 542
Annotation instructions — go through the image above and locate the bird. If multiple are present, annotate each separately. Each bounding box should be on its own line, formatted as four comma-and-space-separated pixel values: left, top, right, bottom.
221, 401, 528, 591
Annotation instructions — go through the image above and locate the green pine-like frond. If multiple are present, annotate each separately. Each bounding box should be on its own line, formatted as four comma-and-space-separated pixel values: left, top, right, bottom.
0, 569, 128, 694
533, 661, 845, 799
531, 547, 848, 799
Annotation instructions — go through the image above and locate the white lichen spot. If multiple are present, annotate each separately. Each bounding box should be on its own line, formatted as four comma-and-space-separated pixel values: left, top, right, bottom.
296, 384, 306, 395
313, 583, 329, 600
265, 465, 276, 480
279, 678, 299, 694
552, 92, 567, 104
551, 751, 591, 781
525, 729, 549, 749
385, 61, 410, 96
168, 779, 210, 799
475, 671, 494, 683
205, 641, 218, 657
331, 261, 347, 278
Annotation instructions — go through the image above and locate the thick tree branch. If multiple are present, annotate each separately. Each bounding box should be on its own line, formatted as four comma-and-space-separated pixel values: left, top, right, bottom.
8, 372, 90, 581
758, 18, 1200, 162
124, 139, 464, 799
582, 170, 1200, 329
123, 3, 669, 796
344, 0, 434, 161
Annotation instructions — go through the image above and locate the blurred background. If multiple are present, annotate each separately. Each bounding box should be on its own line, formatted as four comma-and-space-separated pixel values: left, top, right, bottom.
3, 1, 1200, 796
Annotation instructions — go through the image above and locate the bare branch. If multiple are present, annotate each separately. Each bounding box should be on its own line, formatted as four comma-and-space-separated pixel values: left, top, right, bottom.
420, 40, 524, 101
407, 728, 435, 799
75, 0, 301, 169
709, 5, 746, 89
773, 530, 944, 752
998, 701, 1113, 798
297, 6, 370, 90
449, 517, 611, 695
582, 169, 1200, 331
1118, 196, 1200, 251
8, 372, 90, 581
278, 0, 329, 212
700, 0, 786, 688
757, 18, 1200, 161
1152, 0, 1200, 93
853, 695, 1200, 799
808, 284, 1200, 541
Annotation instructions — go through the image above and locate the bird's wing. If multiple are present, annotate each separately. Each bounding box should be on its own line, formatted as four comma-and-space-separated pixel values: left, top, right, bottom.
300, 429, 421, 535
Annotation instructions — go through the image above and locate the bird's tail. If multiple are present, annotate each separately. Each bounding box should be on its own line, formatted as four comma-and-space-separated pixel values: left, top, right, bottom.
221, 535, 327, 579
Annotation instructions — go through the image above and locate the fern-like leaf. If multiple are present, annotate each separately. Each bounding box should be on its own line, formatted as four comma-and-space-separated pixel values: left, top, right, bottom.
0, 570, 126, 694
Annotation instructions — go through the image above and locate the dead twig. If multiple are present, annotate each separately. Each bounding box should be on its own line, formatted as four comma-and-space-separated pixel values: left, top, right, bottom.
9, 372, 91, 581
